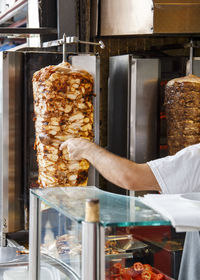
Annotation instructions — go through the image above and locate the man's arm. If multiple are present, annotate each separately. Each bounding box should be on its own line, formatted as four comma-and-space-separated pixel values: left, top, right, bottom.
60, 138, 161, 192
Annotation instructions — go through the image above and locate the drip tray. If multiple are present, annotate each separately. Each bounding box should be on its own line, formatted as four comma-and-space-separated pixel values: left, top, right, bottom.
0, 248, 27, 264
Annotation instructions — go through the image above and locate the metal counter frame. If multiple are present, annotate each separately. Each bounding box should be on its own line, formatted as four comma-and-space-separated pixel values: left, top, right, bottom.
29, 191, 105, 280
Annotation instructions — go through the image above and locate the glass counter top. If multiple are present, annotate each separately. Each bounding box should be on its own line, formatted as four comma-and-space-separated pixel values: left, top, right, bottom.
31, 186, 171, 227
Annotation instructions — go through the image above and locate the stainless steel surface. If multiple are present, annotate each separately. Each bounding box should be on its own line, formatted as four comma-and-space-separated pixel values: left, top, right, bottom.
29, 194, 41, 280
108, 55, 131, 159
57, 0, 78, 53
100, 0, 153, 35
0, 52, 24, 236
100, 226, 105, 280
82, 222, 100, 280
130, 58, 159, 163
71, 55, 100, 187
186, 57, 200, 77
0, 247, 28, 268
0, 234, 6, 248
91, 0, 99, 37
98, 0, 200, 35
108, 55, 131, 194
108, 55, 159, 172
0, 248, 22, 263
185, 41, 200, 76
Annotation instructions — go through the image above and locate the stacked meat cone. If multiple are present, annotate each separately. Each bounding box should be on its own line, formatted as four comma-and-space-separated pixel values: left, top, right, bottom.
165, 74, 200, 155
32, 62, 94, 188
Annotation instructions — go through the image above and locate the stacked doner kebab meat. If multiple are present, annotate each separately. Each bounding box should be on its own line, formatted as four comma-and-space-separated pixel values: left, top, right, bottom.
32, 62, 94, 188
165, 74, 200, 155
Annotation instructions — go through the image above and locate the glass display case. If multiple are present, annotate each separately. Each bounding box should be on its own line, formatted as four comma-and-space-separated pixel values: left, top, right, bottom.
29, 187, 185, 280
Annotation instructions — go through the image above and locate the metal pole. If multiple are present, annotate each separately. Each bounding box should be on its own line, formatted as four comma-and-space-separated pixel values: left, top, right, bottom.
0, 232, 6, 247
62, 33, 66, 62
82, 222, 100, 279
29, 192, 41, 280
82, 199, 104, 280
189, 39, 193, 75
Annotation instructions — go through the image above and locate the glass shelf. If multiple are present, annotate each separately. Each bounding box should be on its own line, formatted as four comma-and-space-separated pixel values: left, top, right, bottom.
31, 187, 171, 227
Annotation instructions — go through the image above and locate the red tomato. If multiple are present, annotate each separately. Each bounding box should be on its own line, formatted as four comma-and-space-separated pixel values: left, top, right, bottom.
141, 270, 152, 280
120, 268, 126, 274
126, 267, 138, 277
114, 263, 122, 269
112, 263, 122, 274
133, 262, 144, 272
156, 273, 164, 280
120, 268, 132, 280
143, 264, 153, 271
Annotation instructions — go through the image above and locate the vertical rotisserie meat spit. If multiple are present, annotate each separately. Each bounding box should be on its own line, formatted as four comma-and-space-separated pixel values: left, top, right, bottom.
165, 74, 200, 155
32, 62, 94, 187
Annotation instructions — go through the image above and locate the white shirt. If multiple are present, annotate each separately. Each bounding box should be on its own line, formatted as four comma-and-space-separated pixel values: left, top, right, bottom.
147, 143, 200, 194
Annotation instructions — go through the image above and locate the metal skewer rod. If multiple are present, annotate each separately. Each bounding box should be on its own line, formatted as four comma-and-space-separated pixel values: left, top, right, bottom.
78, 40, 105, 49
189, 39, 193, 75
62, 33, 66, 62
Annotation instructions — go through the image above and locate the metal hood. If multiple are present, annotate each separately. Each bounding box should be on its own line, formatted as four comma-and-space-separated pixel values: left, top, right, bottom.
92, 0, 200, 36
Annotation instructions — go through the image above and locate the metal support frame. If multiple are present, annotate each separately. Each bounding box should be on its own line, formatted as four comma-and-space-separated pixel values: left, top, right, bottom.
82, 222, 105, 280
29, 192, 41, 280
0, 27, 57, 36
42, 35, 105, 49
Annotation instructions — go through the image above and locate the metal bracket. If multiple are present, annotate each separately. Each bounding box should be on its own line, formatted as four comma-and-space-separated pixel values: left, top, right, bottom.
184, 40, 200, 49
42, 34, 105, 62
184, 39, 200, 75
42, 35, 105, 49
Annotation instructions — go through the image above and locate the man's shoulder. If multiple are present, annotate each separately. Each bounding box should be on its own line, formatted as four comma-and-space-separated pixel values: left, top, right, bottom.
176, 143, 200, 155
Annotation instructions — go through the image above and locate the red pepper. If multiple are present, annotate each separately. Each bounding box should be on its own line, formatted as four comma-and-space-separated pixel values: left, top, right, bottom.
120, 268, 126, 274
143, 264, 152, 271
141, 270, 152, 280
156, 273, 164, 280
133, 262, 144, 273
112, 263, 122, 274
126, 267, 138, 277
120, 268, 132, 280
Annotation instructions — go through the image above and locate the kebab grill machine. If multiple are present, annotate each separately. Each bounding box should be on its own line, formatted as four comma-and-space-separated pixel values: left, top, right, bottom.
0, 28, 200, 278
107, 40, 200, 192
106, 41, 200, 278
0, 34, 103, 249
